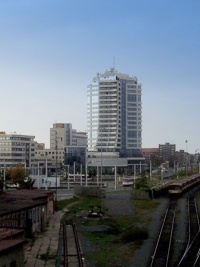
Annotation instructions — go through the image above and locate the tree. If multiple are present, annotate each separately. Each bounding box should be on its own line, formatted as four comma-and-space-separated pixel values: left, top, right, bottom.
151, 154, 162, 167
6, 164, 35, 189
135, 177, 149, 190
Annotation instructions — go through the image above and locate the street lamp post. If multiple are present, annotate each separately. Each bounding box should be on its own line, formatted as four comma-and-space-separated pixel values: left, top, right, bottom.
195, 149, 199, 173
38, 162, 40, 189
85, 160, 88, 186
55, 131, 62, 208
55, 133, 58, 207
55, 131, 63, 209
100, 142, 103, 188
150, 160, 152, 180
80, 164, 82, 186
46, 158, 48, 177
134, 164, 136, 180
73, 162, 76, 182
3, 159, 6, 191
177, 162, 179, 179
97, 162, 99, 185
114, 165, 117, 190
63, 164, 70, 189
100, 126, 103, 188
185, 140, 188, 176
67, 165, 70, 189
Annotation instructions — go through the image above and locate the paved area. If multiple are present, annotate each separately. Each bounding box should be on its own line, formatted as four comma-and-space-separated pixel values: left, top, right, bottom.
24, 210, 63, 267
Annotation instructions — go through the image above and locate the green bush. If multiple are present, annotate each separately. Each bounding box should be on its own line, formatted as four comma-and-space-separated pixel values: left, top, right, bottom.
56, 197, 78, 211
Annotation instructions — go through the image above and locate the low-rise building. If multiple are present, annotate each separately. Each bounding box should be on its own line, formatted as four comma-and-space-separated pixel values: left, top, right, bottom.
0, 190, 54, 238
0, 237, 25, 267
141, 148, 159, 164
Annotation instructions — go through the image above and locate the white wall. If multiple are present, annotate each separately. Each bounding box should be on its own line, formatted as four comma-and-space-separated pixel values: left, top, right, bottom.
31, 175, 60, 188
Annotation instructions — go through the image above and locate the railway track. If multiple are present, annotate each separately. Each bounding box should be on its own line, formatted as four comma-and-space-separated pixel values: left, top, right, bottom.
187, 194, 199, 248
150, 199, 177, 267
62, 222, 84, 267
177, 194, 200, 267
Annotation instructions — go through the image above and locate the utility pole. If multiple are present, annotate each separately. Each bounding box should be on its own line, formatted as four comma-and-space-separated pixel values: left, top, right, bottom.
3, 159, 6, 191
185, 140, 188, 177
55, 130, 58, 209
100, 126, 103, 188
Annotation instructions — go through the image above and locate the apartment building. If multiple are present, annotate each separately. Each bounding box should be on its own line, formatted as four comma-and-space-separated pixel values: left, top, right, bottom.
0, 132, 35, 169
159, 142, 176, 164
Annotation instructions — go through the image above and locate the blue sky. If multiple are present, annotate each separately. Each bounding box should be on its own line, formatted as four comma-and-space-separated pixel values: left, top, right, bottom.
0, 0, 200, 153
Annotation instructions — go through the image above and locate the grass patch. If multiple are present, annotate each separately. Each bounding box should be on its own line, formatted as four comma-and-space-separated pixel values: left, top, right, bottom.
86, 250, 119, 267
56, 197, 79, 211
85, 244, 135, 267
83, 216, 149, 244
57, 196, 102, 212
133, 199, 159, 210
132, 199, 160, 226
84, 231, 119, 245
60, 196, 103, 223
67, 196, 102, 213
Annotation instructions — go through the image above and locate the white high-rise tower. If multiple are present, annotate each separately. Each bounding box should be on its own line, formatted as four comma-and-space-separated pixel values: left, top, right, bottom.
87, 68, 142, 157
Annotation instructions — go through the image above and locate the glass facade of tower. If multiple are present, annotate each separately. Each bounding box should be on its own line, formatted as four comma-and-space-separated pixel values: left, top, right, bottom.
87, 68, 142, 157
120, 76, 142, 156
87, 80, 99, 152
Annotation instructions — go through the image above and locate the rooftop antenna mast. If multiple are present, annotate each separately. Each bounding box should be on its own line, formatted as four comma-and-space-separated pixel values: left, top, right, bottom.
113, 56, 115, 70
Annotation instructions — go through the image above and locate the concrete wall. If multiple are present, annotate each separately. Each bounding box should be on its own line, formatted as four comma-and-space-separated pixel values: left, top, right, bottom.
31, 204, 47, 236
0, 245, 24, 267
31, 176, 61, 188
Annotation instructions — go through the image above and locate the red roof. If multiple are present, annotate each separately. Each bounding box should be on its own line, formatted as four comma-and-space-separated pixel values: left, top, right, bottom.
141, 148, 159, 153
0, 228, 24, 240
0, 189, 54, 216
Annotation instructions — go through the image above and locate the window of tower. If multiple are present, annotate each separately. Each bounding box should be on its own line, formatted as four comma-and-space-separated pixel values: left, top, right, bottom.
128, 131, 137, 138
127, 95, 137, 102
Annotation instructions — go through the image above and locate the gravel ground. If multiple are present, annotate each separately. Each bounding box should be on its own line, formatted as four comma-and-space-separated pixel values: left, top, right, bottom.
102, 191, 135, 216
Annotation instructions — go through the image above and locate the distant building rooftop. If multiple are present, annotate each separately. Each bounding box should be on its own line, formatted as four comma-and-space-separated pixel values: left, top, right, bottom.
141, 148, 159, 153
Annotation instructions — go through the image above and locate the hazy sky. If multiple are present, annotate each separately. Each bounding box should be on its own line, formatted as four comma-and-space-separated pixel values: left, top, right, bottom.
0, 0, 200, 153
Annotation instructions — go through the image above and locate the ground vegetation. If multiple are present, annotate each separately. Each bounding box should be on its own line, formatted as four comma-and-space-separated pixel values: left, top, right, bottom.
58, 193, 160, 267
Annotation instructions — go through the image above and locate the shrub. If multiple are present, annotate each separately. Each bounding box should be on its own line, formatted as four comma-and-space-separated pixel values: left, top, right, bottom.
121, 226, 148, 243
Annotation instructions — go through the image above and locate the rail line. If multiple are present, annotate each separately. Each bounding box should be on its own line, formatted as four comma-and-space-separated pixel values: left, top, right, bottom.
187, 194, 199, 248
177, 194, 200, 267
62, 222, 84, 267
150, 199, 177, 267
